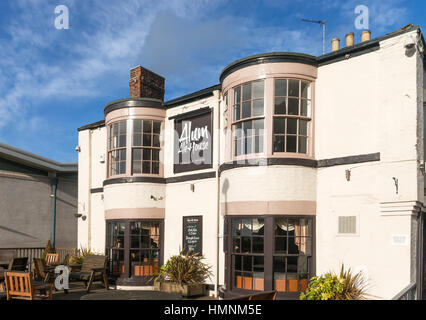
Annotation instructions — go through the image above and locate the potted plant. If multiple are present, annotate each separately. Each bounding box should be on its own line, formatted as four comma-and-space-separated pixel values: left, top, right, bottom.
154, 248, 212, 297
300, 264, 372, 300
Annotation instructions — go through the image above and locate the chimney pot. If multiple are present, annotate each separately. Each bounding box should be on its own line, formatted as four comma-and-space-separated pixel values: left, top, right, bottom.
331, 38, 340, 52
345, 32, 354, 47
361, 30, 371, 42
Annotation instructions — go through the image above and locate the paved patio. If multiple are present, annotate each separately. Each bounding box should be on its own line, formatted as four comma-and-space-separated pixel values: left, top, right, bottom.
51, 283, 218, 300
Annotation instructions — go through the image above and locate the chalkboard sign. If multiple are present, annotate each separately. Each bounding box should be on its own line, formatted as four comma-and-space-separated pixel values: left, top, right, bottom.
183, 216, 203, 254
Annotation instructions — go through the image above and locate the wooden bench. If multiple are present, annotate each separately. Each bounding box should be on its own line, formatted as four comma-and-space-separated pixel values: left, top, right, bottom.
226, 290, 277, 300
68, 255, 109, 293
4, 271, 53, 300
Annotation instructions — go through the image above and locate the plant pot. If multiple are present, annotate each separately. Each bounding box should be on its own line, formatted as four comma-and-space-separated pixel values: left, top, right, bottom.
155, 281, 206, 297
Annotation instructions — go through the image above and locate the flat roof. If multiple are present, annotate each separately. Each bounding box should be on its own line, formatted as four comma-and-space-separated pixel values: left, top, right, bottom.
0, 142, 77, 173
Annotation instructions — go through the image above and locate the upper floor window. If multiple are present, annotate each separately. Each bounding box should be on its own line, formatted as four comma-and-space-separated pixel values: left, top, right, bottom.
108, 121, 127, 176
132, 120, 161, 174
273, 79, 311, 154
232, 80, 265, 157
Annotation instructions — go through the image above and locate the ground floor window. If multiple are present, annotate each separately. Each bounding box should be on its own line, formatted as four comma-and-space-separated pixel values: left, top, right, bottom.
225, 216, 314, 297
106, 219, 163, 285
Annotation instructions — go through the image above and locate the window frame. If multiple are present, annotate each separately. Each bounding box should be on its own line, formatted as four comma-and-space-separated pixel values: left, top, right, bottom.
131, 119, 162, 176
107, 120, 127, 177
231, 80, 266, 159
225, 215, 315, 299
272, 78, 312, 155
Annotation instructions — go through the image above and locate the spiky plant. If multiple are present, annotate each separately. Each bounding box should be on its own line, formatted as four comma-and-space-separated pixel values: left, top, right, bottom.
155, 248, 212, 286
69, 246, 95, 265
335, 264, 371, 300
42, 240, 54, 261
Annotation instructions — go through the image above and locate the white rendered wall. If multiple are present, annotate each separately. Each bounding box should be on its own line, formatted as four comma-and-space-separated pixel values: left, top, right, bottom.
315, 30, 423, 299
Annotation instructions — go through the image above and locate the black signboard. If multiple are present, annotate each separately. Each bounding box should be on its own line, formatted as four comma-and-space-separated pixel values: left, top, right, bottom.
182, 216, 202, 254
173, 108, 213, 173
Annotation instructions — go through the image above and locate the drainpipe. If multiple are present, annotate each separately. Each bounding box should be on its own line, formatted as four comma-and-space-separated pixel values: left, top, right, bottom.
88, 130, 92, 250
51, 177, 58, 249
216, 91, 221, 298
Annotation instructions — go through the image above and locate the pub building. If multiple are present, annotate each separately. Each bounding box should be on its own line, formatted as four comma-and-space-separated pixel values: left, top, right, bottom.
77, 25, 426, 299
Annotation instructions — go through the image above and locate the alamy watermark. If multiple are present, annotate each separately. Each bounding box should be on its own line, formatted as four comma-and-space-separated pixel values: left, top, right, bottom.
54, 5, 69, 30
354, 5, 369, 30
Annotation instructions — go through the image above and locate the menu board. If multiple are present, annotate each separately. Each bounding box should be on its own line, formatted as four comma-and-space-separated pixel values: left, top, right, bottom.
173, 108, 212, 173
183, 216, 203, 254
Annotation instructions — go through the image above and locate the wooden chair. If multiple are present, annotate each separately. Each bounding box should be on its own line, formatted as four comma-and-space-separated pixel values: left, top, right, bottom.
45, 253, 59, 266
0, 257, 28, 292
33, 258, 53, 283
68, 255, 109, 293
4, 271, 53, 300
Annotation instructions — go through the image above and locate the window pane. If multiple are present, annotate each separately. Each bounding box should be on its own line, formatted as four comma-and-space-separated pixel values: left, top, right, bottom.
288, 80, 299, 97
287, 118, 297, 134
143, 120, 152, 133
253, 119, 264, 133
244, 137, 252, 155
273, 136, 285, 152
235, 123, 242, 139
287, 256, 298, 273
152, 149, 160, 161
301, 81, 311, 99
298, 136, 307, 154
252, 237, 264, 253
153, 121, 161, 134
275, 97, 286, 114
234, 104, 240, 121
242, 237, 251, 253
143, 149, 151, 161
242, 101, 251, 119
119, 135, 126, 147
142, 161, 150, 174
299, 120, 308, 136
253, 219, 264, 235
275, 79, 287, 97
288, 98, 299, 115
252, 80, 264, 99
113, 123, 118, 135
133, 149, 141, 160
152, 162, 159, 174
274, 118, 285, 134
134, 120, 142, 133
242, 256, 252, 271
233, 238, 241, 253
119, 122, 126, 134
133, 161, 141, 174
254, 135, 263, 154
275, 218, 288, 235
288, 237, 300, 254
235, 139, 242, 156
275, 236, 287, 254
301, 100, 311, 117
242, 83, 251, 101
143, 134, 152, 146
253, 256, 264, 273
120, 149, 126, 161
300, 219, 312, 237
119, 162, 126, 174
133, 134, 142, 146
287, 136, 297, 153
153, 134, 160, 147
252, 99, 264, 117
234, 87, 241, 104
234, 255, 242, 270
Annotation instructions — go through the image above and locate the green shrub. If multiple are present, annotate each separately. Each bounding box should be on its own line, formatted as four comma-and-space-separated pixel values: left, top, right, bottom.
69, 247, 95, 265
155, 248, 212, 285
300, 264, 370, 300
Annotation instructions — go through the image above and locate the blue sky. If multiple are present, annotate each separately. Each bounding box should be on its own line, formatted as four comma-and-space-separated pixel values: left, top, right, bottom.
0, 0, 424, 162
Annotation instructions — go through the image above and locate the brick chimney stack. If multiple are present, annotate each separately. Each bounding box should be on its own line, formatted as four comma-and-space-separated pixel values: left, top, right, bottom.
129, 66, 165, 101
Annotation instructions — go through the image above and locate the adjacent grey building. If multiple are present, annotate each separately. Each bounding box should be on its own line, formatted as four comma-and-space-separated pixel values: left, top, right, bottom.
0, 143, 78, 248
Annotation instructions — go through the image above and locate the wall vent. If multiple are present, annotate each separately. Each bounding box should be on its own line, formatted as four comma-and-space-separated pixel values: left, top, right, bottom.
338, 216, 357, 234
